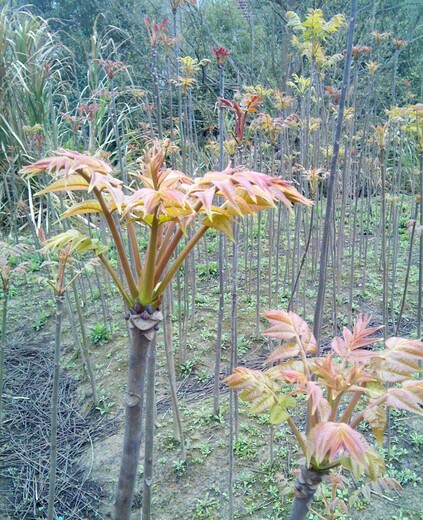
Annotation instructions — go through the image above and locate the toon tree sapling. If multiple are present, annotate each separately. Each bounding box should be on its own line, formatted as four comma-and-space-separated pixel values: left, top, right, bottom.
23, 144, 311, 519
226, 311, 423, 519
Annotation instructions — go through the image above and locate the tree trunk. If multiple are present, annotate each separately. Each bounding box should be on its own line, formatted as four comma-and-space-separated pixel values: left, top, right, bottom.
288, 204, 315, 311
288, 466, 325, 520
114, 310, 161, 520
214, 61, 225, 416
228, 220, 240, 520
417, 152, 423, 340
213, 232, 225, 415
380, 147, 387, 338
396, 210, 417, 334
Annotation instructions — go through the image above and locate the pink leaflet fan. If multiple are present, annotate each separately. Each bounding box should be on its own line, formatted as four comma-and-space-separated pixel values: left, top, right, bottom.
331, 314, 383, 361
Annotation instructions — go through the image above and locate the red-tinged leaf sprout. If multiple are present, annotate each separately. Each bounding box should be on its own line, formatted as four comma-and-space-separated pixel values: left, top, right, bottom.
218, 94, 262, 143
22, 144, 311, 309
393, 38, 407, 49
343, 45, 372, 59
95, 59, 126, 79
169, 0, 197, 12
326, 85, 341, 104
144, 17, 169, 46
226, 310, 423, 516
77, 103, 100, 122
212, 46, 230, 67
0, 241, 29, 296
257, 112, 299, 144
307, 422, 368, 468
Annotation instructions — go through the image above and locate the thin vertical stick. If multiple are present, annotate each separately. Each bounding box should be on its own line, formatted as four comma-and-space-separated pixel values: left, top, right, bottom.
142, 335, 157, 520
47, 294, 64, 520
71, 280, 98, 407
313, 0, 357, 350
417, 153, 423, 339
0, 292, 8, 425
163, 287, 186, 456
214, 60, 225, 415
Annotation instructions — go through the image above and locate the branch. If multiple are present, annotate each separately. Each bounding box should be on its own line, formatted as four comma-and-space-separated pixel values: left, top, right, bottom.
154, 225, 208, 299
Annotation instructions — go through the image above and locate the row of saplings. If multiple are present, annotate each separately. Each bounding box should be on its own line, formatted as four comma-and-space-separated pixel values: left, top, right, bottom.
18, 146, 423, 520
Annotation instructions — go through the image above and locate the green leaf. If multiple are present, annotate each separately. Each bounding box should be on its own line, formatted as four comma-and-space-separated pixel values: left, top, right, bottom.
270, 404, 290, 424
61, 199, 102, 219
365, 381, 385, 398
269, 395, 296, 424
36, 175, 89, 195
280, 394, 297, 409
339, 456, 363, 480
363, 405, 386, 445
43, 230, 107, 256
249, 394, 277, 414
202, 214, 234, 241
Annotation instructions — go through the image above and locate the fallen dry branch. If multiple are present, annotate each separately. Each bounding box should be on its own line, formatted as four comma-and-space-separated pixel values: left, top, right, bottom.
0, 330, 118, 519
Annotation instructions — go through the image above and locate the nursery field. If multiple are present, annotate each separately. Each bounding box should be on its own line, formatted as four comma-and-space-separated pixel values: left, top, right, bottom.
0, 1, 422, 519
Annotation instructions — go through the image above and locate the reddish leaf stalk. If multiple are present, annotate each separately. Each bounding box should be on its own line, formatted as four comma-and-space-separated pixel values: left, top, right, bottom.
127, 221, 143, 279
98, 253, 132, 306
287, 416, 307, 455
154, 225, 209, 298
154, 221, 176, 277
154, 225, 184, 282
339, 390, 364, 423
154, 200, 204, 283
349, 394, 387, 430
80, 176, 138, 300
328, 392, 344, 422
139, 216, 159, 304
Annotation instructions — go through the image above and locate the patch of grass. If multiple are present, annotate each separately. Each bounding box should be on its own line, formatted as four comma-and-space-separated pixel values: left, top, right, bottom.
179, 358, 196, 377
387, 465, 422, 486
191, 492, 220, 519
233, 436, 258, 461
89, 322, 110, 345
95, 392, 115, 415
198, 261, 218, 279
172, 458, 187, 476
33, 310, 49, 331
410, 432, 423, 451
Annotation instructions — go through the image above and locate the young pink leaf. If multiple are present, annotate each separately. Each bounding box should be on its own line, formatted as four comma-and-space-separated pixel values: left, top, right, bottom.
263, 310, 317, 357
376, 337, 423, 382
307, 422, 368, 468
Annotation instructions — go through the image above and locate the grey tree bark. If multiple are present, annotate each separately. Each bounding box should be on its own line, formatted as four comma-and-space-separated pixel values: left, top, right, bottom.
114, 308, 162, 520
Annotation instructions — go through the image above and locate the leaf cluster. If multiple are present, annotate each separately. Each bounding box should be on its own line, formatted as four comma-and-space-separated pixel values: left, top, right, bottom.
226, 311, 423, 482
22, 144, 311, 308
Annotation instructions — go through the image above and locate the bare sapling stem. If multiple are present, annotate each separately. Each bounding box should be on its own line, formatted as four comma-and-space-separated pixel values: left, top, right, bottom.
0, 290, 8, 425
71, 280, 98, 407
142, 335, 157, 520
313, 0, 357, 350
214, 61, 225, 415
114, 324, 155, 520
288, 466, 327, 520
47, 294, 64, 520
418, 152, 423, 339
